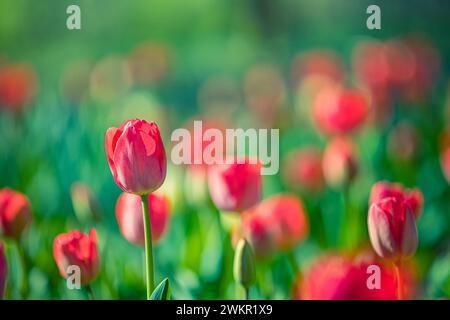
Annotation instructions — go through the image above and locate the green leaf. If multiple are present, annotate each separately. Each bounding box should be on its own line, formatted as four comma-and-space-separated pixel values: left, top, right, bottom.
150, 278, 171, 300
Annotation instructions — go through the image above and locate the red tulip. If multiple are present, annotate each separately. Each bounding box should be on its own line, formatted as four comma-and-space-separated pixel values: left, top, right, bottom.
313, 85, 368, 135
295, 253, 414, 300
53, 229, 100, 285
115, 192, 169, 246
0, 63, 37, 112
0, 242, 6, 299
291, 50, 344, 87
369, 181, 423, 218
0, 188, 32, 239
242, 194, 309, 256
105, 119, 167, 195
283, 147, 324, 193
441, 147, 450, 184
368, 197, 418, 260
322, 136, 358, 188
207, 157, 262, 212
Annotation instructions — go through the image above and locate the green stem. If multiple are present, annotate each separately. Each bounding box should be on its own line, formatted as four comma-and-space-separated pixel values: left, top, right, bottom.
141, 194, 154, 299
287, 251, 299, 276
85, 284, 95, 300
15, 240, 29, 299
244, 287, 249, 300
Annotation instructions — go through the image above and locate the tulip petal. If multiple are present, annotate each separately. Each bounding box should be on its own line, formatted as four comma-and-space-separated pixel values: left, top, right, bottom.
401, 209, 418, 257
368, 203, 397, 258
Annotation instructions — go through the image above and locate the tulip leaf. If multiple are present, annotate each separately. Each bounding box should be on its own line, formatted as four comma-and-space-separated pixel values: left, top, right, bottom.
150, 278, 171, 300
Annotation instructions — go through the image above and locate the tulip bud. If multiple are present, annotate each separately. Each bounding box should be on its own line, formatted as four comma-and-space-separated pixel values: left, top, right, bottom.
0, 63, 37, 113
115, 192, 170, 246
105, 119, 167, 195
0, 242, 7, 299
53, 229, 100, 285
70, 182, 102, 223
368, 197, 418, 260
322, 136, 358, 188
233, 238, 256, 289
207, 157, 262, 212
0, 188, 32, 239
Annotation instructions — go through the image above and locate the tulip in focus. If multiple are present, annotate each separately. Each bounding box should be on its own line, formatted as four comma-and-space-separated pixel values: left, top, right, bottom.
0, 188, 32, 240
242, 194, 309, 257
207, 158, 262, 213
322, 136, 358, 189
105, 119, 167, 195
115, 192, 170, 246
53, 229, 100, 286
0, 242, 6, 300
313, 85, 369, 135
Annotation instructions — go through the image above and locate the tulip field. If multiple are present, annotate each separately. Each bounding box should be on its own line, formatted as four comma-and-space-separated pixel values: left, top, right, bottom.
1, 0, 450, 301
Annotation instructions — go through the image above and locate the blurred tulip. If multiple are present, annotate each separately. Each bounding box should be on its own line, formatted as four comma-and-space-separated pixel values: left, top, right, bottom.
313, 85, 369, 135
0, 242, 6, 299
90, 55, 132, 102
207, 158, 262, 212
243, 64, 286, 127
70, 182, 102, 223
115, 192, 170, 246
387, 122, 420, 161
105, 119, 167, 195
0, 188, 32, 240
0, 63, 37, 112
233, 238, 256, 292
127, 42, 171, 86
242, 194, 309, 256
53, 229, 99, 285
295, 253, 414, 300
369, 181, 423, 218
322, 136, 358, 188
283, 147, 324, 193
291, 50, 344, 88
441, 147, 450, 184
60, 60, 92, 104
368, 197, 418, 260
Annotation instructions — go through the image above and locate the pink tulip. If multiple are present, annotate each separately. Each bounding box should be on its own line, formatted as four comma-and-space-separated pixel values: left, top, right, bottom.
53, 229, 100, 285
313, 85, 368, 135
322, 136, 358, 188
105, 119, 167, 195
283, 147, 324, 193
115, 192, 170, 246
440, 147, 450, 184
368, 197, 418, 260
207, 157, 262, 212
369, 181, 423, 218
0, 188, 32, 239
242, 194, 309, 256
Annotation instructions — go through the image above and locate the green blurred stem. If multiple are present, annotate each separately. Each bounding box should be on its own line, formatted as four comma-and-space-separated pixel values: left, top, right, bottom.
339, 184, 352, 249
15, 240, 29, 299
244, 287, 249, 300
141, 194, 155, 299
287, 251, 299, 276
85, 284, 95, 300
